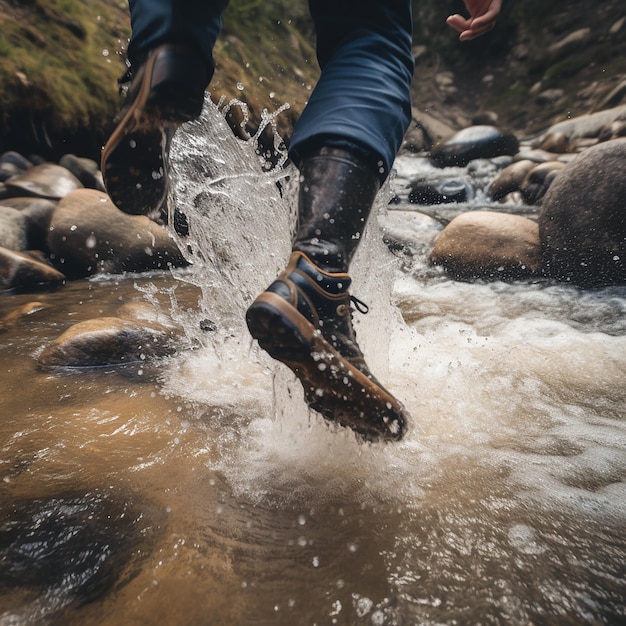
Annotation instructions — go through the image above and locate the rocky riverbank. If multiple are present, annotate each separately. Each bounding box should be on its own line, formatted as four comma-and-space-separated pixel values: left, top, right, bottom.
1, 101, 625, 367
1, 1, 625, 161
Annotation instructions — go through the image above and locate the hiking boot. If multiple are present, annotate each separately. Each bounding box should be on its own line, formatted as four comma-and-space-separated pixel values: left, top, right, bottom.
101, 44, 209, 216
246, 251, 409, 442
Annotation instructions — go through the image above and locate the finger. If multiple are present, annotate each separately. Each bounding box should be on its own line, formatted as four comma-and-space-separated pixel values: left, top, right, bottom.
446, 14, 472, 33
469, 10, 499, 31
458, 22, 495, 41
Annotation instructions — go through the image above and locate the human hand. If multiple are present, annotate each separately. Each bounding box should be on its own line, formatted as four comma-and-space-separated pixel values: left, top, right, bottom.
446, 0, 503, 41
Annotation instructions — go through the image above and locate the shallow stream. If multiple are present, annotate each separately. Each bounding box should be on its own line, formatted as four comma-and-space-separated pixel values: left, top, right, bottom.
1, 103, 624, 625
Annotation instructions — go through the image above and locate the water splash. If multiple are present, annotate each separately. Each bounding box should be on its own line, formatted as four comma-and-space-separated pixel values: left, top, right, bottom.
160, 98, 411, 483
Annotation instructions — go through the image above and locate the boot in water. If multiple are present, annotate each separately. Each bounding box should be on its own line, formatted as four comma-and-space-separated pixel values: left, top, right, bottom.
246, 251, 409, 442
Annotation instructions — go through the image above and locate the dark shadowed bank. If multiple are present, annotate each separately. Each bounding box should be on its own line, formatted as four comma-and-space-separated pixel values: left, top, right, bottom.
0, 0, 624, 161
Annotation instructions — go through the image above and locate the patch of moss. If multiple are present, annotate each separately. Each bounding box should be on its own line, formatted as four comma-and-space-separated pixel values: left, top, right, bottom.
543, 56, 588, 82
0, 0, 131, 156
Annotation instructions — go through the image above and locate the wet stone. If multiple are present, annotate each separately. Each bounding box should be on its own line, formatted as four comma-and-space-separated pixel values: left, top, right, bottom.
0, 247, 66, 292
488, 159, 536, 201
519, 161, 566, 205
38, 316, 177, 368
0, 206, 28, 251
47, 189, 188, 278
539, 138, 626, 286
0, 301, 50, 333
0, 197, 57, 251
0, 490, 163, 613
408, 177, 472, 205
430, 210, 542, 280
0, 151, 33, 182
430, 125, 519, 168
4, 163, 83, 200
59, 153, 106, 191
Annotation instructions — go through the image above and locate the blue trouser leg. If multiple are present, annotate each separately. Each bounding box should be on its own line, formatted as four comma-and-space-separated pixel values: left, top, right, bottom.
127, 0, 228, 79
289, 0, 414, 182
126, 0, 413, 181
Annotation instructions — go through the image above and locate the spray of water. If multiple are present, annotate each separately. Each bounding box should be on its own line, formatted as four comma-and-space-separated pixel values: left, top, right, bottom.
157, 97, 423, 509
159, 96, 626, 537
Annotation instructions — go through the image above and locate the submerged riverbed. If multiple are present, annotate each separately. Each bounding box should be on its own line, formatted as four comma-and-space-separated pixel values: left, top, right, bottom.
1, 105, 625, 625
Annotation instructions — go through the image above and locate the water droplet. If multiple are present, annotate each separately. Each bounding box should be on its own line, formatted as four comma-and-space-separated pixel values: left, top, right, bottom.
298, 514, 306, 525
102, 49, 109, 57
312, 556, 319, 567
236, 82, 244, 91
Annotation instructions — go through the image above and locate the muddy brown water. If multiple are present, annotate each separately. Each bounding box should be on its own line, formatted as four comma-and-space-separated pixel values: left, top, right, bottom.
1, 104, 625, 625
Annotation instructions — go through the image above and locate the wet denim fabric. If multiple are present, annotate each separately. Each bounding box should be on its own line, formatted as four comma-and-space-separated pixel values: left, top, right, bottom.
126, 0, 413, 181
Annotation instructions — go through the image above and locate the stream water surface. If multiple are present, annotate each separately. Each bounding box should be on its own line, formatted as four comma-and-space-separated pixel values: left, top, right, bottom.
1, 103, 625, 625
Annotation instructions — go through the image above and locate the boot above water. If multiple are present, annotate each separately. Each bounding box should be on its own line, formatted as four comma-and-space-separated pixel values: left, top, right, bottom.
101, 44, 209, 216
246, 251, 410, 442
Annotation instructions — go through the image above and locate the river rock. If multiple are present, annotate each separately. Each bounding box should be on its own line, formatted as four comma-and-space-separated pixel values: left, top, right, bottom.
0, 247, 66, 292
488, 159, 536, 201
520, 161, 567, 205
538, 139, 626, 286
0, 492, 162, 605
59, 153, 106, 191
542, 105, 626, 142
430, 211, 542, 280
547, 28, 591, 59
408, 177, 472, 205
430, 125, 519, 168
401, 123, 429, 154
381, 210, 442, 258
0, 206, 28, 251
598, 79, 626, 110
38, 317, 176, 367
515, 148, 559, 164
0, 301, 50, 332
537, 132, 570, 154
0, 151, 33, 182
0, 197, 57, 251
47, 189, 187, 277
409, 107, 457, 149
4, 163, 83, 200
598, 119, 626, 143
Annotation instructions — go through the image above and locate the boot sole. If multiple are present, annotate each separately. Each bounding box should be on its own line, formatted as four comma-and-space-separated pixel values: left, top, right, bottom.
246, 292, 407, 442
101, 49, 204, 216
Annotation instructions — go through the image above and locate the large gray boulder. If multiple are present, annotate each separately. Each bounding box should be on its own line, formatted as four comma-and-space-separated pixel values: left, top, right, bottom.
538, 139, 626, 285
47, 189, 187, 277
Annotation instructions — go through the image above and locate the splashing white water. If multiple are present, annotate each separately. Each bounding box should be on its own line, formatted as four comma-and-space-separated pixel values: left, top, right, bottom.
159, 98, 414, 502
160, 98, 626, 533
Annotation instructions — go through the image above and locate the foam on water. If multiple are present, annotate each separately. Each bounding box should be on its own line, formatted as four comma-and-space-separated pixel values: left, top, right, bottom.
159, 99, 432, 507
161, 98, 626, 531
